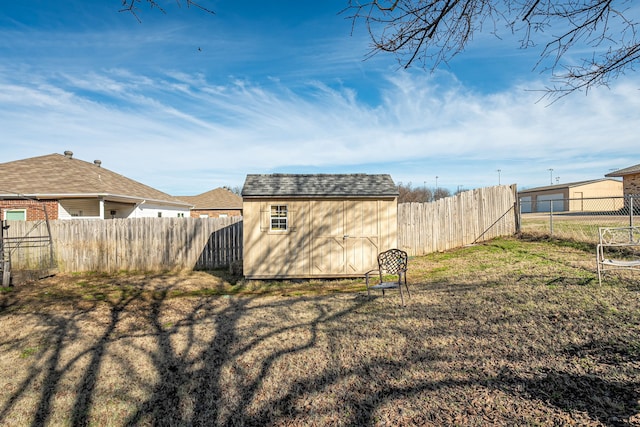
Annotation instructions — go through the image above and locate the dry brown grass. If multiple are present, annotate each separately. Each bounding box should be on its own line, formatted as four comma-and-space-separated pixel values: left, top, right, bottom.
1, 236, 639, 426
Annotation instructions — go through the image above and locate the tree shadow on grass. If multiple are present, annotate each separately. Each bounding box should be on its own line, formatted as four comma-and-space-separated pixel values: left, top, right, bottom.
498, 367, 639, 426
121, 293, 380, 426
0, 288, 142, 427
1, 276, 639, 426
0, 277, 377, 426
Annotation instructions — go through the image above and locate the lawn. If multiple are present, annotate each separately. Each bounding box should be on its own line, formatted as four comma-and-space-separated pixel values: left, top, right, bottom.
0, 236, 639, 426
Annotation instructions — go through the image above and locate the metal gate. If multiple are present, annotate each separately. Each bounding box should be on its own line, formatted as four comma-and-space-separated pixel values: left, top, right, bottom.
0, 203, 56, 285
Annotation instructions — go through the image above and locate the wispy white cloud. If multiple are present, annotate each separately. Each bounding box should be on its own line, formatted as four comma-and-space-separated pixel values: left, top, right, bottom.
1, 63, 637, 194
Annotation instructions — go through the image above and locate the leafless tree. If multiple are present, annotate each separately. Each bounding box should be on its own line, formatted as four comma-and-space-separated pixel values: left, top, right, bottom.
120, 0, 214, 22
433, 187, 451, 200
347, 1, 640, 99
398, 182, 434, 202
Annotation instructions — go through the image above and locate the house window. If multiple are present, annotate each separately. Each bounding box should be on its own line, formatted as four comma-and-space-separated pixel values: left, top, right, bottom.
4, 209, 26, 221
157, 212, 162, 218
177, 213, 184, 218
270, 205, 288, 231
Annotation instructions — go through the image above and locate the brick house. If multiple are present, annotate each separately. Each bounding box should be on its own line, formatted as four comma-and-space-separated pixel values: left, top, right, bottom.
176, 187, 243, 218
605, 163, 640, 196
0, 151, 192, 220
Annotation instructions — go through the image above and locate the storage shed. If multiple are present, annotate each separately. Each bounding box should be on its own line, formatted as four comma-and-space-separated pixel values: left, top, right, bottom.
241, 174, 398, 279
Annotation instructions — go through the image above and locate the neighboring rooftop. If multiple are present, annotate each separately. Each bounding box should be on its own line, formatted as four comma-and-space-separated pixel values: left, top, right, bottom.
177, 187, 242, 209
0, 151, 189, 206
605, 163, 640, 177
241, 174, 398, 198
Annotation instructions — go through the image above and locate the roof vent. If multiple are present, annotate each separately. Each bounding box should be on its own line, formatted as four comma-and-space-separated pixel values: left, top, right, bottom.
64, 150, 73, 159
94, 160, 102, 167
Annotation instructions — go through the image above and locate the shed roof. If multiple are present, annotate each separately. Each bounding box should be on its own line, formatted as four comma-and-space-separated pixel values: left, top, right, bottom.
605, 163, 640, 177
518, 178, 621, 194
177, 187, 243, 209
241, 174, 398, 198
0, 152, 190, 206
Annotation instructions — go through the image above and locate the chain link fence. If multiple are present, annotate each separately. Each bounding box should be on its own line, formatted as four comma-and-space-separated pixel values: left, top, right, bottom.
520, 195, 637, 243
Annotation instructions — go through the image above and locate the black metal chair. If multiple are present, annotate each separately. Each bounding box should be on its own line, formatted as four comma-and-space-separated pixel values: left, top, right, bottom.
365, 248, 410, 306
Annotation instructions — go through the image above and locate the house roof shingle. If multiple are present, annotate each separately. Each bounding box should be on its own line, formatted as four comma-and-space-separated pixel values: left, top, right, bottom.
605, 163, 640, 177
0, 152, 190, 206
241, 174, 398, 198
177, 188, 242, 209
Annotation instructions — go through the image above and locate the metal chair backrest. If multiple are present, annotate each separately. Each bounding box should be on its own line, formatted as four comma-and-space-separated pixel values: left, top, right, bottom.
378, 248, 408, 276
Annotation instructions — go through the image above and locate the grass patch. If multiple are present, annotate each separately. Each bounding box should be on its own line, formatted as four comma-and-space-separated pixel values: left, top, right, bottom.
0, 236, 638, 426
19, 346, 40, 359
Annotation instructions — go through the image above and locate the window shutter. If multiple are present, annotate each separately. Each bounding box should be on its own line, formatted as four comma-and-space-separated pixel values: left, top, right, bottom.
289, 209, 297, 232
260, 208, 269, 232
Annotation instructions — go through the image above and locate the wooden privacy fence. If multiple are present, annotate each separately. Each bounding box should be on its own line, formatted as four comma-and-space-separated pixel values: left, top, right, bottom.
398, 185, 518, 256
5, 216, 242, 273
6, 186, 517, 275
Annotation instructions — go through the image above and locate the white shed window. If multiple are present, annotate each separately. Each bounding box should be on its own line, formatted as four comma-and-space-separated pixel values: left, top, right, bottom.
270, 205, 288, 231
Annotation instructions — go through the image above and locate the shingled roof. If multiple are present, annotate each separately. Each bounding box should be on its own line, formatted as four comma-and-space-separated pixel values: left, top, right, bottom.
605, 163, 640, 177
241, 174, 398, 198
0, 152, 190, 206
177, 187, 242, 209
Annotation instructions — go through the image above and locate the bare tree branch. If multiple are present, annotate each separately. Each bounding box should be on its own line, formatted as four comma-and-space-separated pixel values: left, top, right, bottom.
119, 0, 214, 23
347, 0, 640, 99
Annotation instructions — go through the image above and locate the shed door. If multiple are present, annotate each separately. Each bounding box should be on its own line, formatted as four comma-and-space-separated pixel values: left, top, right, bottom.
311, 200, 379, 276
345, 200, 379, 274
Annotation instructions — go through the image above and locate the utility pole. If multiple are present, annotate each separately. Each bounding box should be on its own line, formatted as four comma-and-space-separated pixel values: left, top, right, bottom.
497, 169, 501, 185
548, 168, 554, 185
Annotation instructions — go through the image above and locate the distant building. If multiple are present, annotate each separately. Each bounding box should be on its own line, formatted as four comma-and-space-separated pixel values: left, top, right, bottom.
605, 163, 640, 196
0, 151, 191, 220
518, 179, 623, 213
176, 187, 243, 218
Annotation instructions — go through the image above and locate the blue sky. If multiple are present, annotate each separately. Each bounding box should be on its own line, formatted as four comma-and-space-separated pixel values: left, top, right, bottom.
1, 0, 638, 196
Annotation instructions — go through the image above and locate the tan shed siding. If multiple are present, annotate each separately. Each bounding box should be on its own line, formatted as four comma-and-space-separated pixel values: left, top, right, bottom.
372, 198, 396, 253
292, 201, 311, 274
242, 200, 259, 277
243, 197, 397, 279
243, 199, 312, 278
310, 200, 345, 276
344, 200, 378, 273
